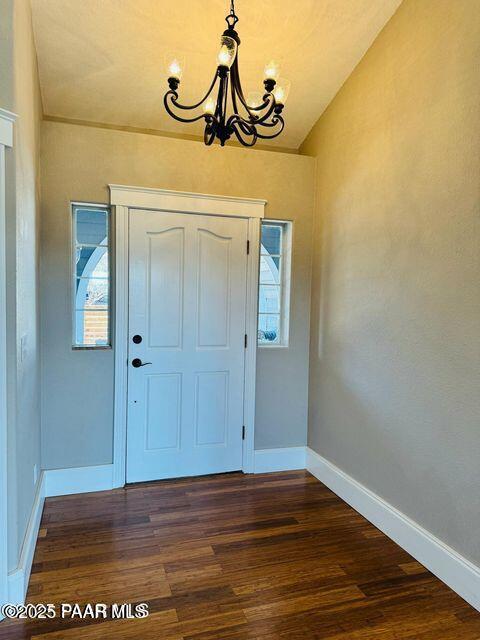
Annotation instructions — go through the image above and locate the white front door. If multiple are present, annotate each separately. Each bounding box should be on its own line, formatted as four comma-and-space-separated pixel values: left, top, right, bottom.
126, 209, 249, 483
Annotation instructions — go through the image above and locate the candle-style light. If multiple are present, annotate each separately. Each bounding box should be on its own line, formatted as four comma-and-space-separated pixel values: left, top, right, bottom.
273, 79, 291, 106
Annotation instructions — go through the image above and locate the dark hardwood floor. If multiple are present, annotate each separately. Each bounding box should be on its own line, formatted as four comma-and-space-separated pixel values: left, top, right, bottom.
1, 470, 479, 639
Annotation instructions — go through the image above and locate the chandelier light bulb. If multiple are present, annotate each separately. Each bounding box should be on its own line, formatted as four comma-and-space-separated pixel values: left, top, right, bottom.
169, 59, 181, 78
217, 36, 237, 68
218, 45, 230, 66
165, 53, 185, 81
264, 60, 279, 81
204, 97, 216, 115
273, 78, 291, 105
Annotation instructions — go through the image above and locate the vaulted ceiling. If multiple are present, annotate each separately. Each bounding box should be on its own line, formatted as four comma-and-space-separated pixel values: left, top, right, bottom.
31, 0, 401, 150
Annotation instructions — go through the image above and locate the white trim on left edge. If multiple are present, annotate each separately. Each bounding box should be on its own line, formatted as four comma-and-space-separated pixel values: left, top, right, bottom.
7, 472, 45, 605
0, 108, 16, 615
306, 447, 480, 612
254, 446, 306, 473
44, 464, 114, 498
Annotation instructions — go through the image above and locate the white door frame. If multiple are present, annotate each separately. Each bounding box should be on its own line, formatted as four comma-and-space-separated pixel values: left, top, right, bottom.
0, 108, 16, 613
109, 185, 266, 487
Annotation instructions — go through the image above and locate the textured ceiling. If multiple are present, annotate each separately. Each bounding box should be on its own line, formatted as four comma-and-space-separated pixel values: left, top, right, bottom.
31, 0, 401, 150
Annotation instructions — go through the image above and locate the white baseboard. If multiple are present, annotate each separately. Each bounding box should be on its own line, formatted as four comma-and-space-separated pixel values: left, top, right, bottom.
4, 465, 114, 610
306, 447, 480, 612
7, 471, 45, 605
254, 446, 306, 473
44, 464, 114, 497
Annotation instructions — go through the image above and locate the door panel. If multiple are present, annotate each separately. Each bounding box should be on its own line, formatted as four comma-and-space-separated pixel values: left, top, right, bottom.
145, 373, 181, 451
127, 209, 248, 482
147, 228, 184, 348
194, 371, 228, 446
197, 229, 230, 348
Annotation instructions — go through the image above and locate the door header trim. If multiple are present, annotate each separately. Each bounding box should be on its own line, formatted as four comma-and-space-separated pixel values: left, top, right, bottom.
109, 185, 266, 219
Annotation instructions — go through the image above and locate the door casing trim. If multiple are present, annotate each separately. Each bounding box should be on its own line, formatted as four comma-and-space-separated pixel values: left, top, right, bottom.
110, 185, 265, 487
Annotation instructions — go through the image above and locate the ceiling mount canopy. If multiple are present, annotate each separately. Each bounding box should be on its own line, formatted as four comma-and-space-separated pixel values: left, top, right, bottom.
164, 0, 290, 148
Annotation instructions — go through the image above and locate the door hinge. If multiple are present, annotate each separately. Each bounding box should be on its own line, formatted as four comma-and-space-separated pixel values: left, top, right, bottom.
244, 334, 248, 348
242, 425, 246, 440
246, 240, 250, 255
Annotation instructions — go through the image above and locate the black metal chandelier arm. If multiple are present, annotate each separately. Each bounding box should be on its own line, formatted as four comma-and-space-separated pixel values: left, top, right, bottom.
255, 112, 284, 128
247, 94, 279, 125
169, 73, 218, 111
232, 59, 280, 125
204, 119, 216, 145
229, 59, 275, 124
232, 67, 277, 124
225, 110, 279, 140
231, 82, 276, 126
229, 117, 257, 147
254, 115, 285, 140
231, 116, 254, 137
230, 71, 242, 119
247, 98, 273, 112
229, 59, 256, 121
164, 92, 209, 123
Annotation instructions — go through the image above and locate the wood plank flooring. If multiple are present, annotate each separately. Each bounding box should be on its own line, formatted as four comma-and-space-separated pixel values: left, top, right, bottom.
1, 470, 479, 639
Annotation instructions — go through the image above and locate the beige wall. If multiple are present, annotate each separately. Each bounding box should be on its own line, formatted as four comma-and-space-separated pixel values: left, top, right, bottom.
40, 121, 315, 470
301, 0, 480, 564
3, 0, 42, 571
0, 1, 13, 110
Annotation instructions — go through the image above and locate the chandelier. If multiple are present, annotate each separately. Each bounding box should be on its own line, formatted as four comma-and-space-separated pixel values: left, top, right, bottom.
164, 0, 290, 147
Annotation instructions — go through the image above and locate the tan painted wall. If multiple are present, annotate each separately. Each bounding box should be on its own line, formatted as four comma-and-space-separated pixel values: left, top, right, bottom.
0, 1, 14, 109
3, 0, 42, 570
301, 0, 480, 564
40, 121, 315, 469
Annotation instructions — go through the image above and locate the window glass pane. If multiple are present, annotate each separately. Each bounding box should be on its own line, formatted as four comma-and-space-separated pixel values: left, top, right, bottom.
258, 314, 280, 344
258, 220, 292, 347
73, 204, 110, 348
259, 285, 280, 313
76, 246, 108, 278
261, 224, 282, 256
75, 278, 109, 308
260, 254, 281, 284
75, 208, 107, 245
75, 309, 109, 346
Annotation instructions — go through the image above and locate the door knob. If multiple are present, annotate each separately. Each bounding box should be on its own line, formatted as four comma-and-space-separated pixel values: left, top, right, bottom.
132, 358, 152, 368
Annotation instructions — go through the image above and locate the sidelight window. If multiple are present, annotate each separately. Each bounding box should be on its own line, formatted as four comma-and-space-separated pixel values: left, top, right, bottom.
258, 220, 292, 347
72, 203, 111, 348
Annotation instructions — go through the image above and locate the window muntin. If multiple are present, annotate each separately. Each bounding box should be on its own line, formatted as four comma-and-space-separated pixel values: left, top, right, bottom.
72, 204, 111, 348
258, 220, 292, 346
